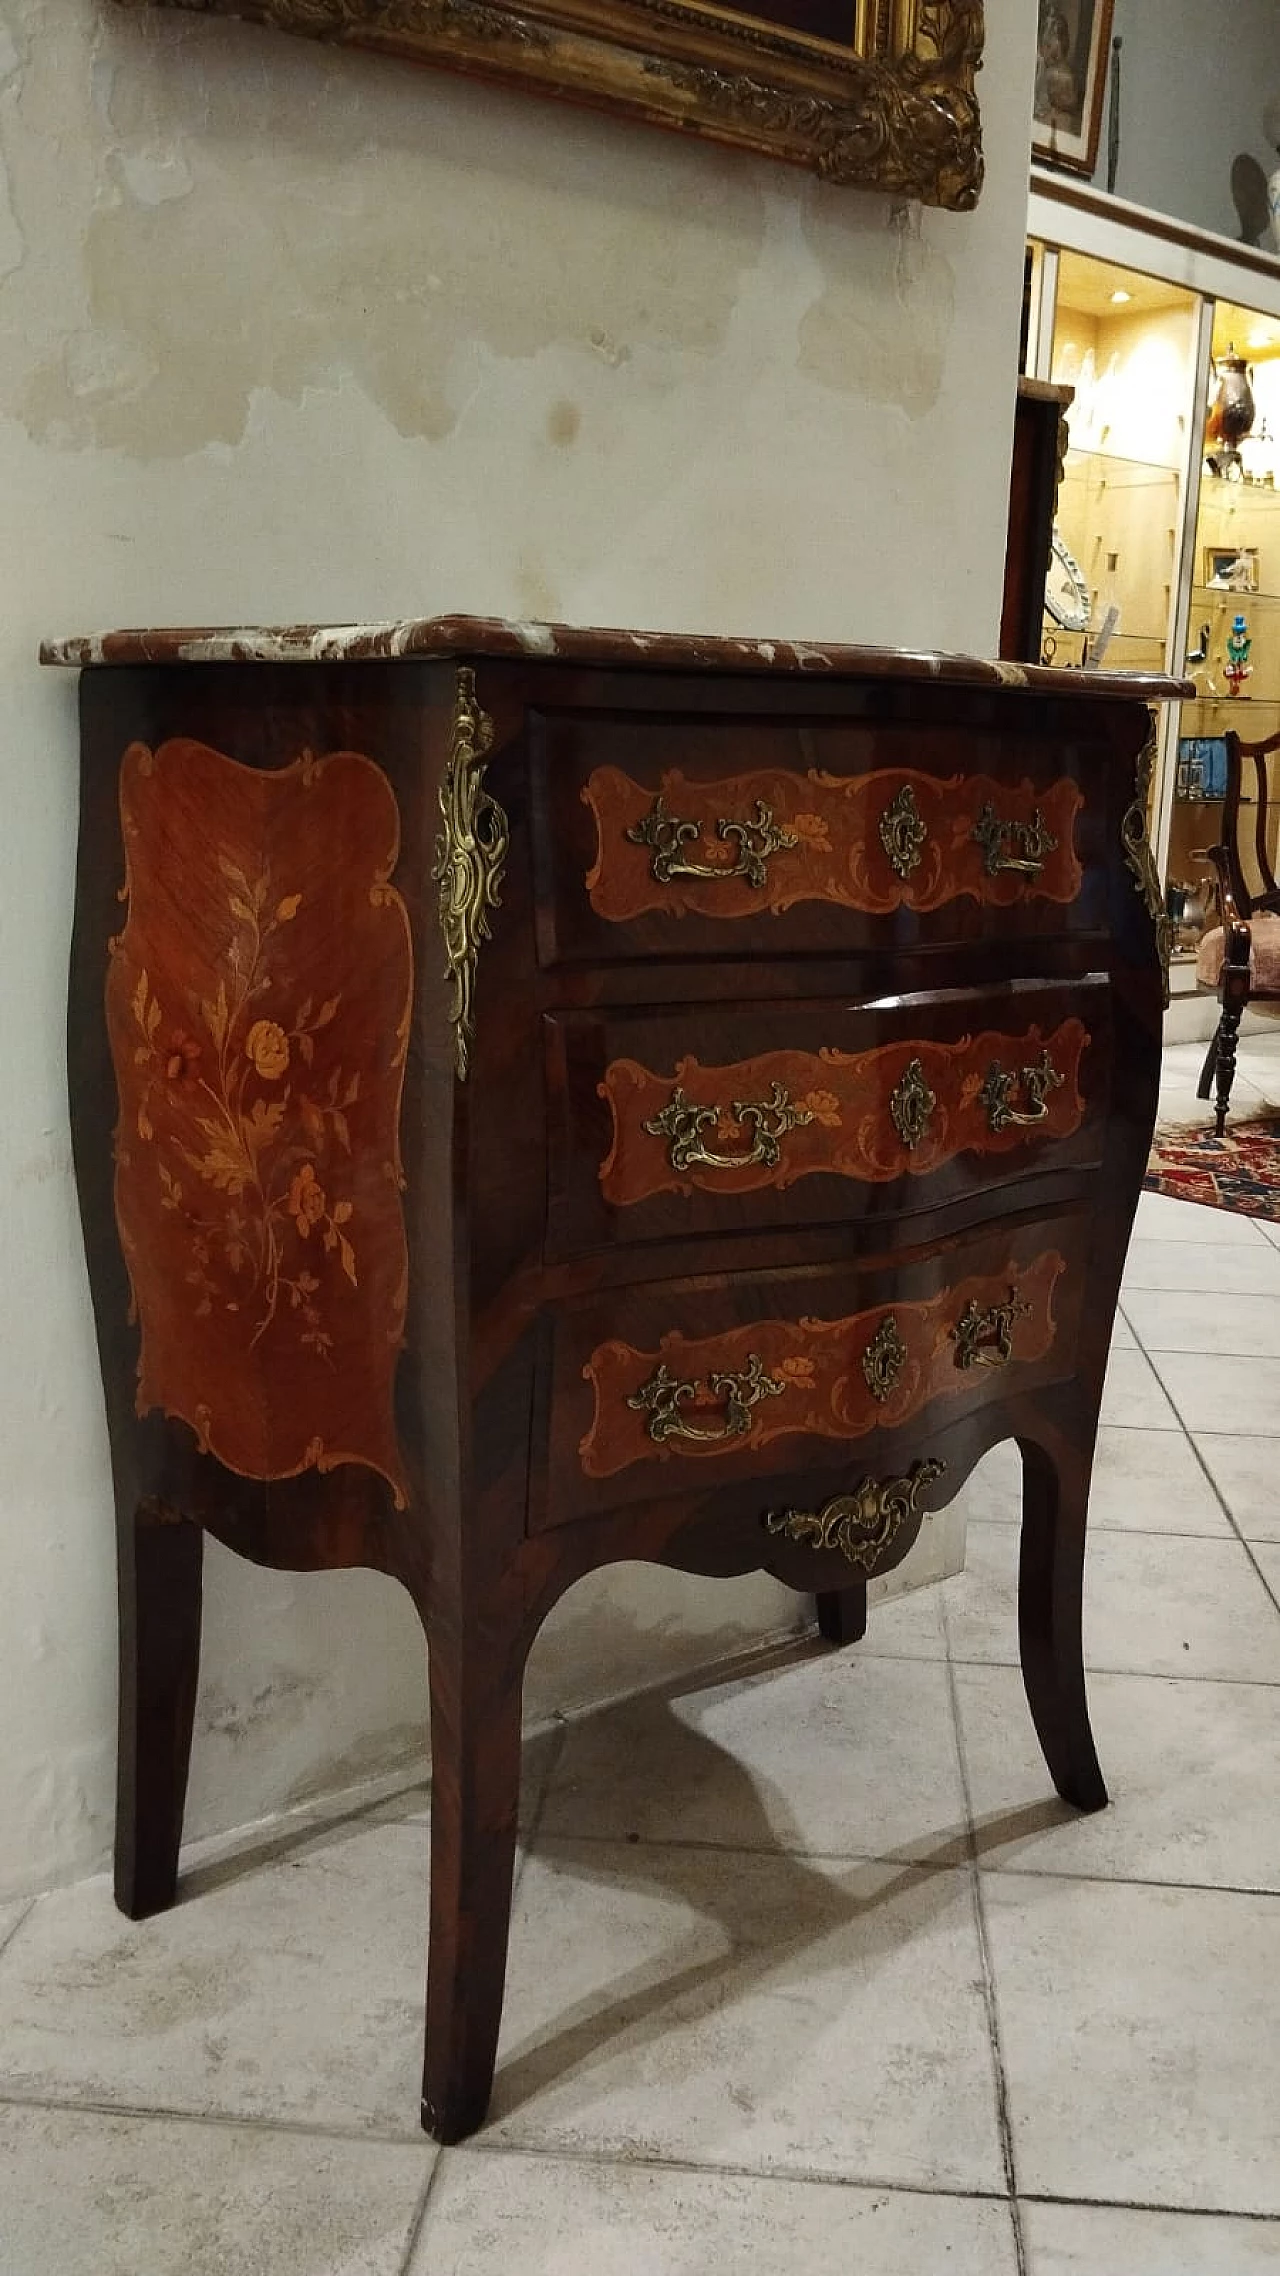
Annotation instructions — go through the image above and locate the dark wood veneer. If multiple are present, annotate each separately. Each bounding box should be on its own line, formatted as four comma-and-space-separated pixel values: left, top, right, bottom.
55, 622, 1179, 2143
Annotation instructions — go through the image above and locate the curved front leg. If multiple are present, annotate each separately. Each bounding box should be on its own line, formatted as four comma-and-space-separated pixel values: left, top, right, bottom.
419, 1583, 529, 2144
1016, 1429, 1107, 1814
115, 1499, 203, 1919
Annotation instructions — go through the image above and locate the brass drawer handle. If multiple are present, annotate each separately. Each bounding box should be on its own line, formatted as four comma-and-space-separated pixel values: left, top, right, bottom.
626, 795, 797, 888
642, 1081, 814, 1175
971, 802, 1058, 877
765, 1458, 947, 1573
889, 1057, 937, 1150
628, 1352, 785, 1446
951, 1286, 1032, 1370
980, 1048, 1065, 1133
879, 784, 928, 879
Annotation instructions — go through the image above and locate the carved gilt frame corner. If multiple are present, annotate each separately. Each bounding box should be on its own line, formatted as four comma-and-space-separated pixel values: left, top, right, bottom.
114, 0, 985, 210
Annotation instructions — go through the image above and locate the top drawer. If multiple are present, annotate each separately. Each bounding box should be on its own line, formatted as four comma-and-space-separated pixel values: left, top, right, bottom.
530, 708, 1107, 967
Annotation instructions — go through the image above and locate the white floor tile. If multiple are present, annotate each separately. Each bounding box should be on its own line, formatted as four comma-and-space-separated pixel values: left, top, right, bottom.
1122, 1236, 1280, 1294
1151, 1352, 1280, 1437
957, 1663, 1280, 1890
942, 1523, 1280, 1682
1022, 2199, 1280, 2273
488, 1841, 1006, 2193
985, 1874, 1280, 2212
1133, 1190, 1267, 1244
0, 2102, 432, 2276
413, 2150, 1021, 2275
0, 1818, 430, 2134
1110, 1309, 1136, 1348
1125, 1288, 1280, 1357
539, 1652, 967, 1863
0, 1900, 30, 1956
1193, 1434, 1280, 1540
948, 1430, 1229, 1536
1098, 1348, 1181, 1430
860, 1571, 948, 1661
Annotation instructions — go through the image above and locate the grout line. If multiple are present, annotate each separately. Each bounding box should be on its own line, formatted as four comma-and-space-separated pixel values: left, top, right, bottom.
1180, 1435, 1280, 1622
0, 1902, 35, 1971
529, 1822, 1280, 1903
0, 2083, 431, 2151
443, 2131, 1018, 2205
396, 2145, 447, 2275
945, 1655, 1028, 2276
1123, 1292, 1280, 1624
1017, 2186, 1280, 2225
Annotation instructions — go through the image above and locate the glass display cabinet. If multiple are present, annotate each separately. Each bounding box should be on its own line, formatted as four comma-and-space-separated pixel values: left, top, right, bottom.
1024, 193, 1280, 1020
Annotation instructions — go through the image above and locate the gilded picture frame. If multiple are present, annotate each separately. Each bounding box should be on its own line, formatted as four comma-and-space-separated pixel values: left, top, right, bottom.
1030, 0, 1114, 177
115, 0, 985, 211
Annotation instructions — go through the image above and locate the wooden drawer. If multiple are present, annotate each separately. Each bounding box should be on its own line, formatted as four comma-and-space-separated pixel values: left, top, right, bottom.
531, 1208, 1085, 1529
530, 708, 1108, 966
544, 979, 1110, 1259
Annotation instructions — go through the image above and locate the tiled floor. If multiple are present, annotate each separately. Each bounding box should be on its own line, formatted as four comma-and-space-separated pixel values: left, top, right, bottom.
5, 1056, 1280, 2270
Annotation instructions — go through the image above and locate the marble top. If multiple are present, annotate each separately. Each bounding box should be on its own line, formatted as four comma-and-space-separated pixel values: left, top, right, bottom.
39, 615, 1192, 700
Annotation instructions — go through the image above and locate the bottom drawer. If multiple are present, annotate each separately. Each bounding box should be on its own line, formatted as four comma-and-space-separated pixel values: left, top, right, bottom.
531, 1207, 1086, 1530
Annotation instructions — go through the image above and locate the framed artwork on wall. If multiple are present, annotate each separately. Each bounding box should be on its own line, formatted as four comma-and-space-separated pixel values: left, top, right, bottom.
112, 0, 985, 211
1031, 0, 1114, 177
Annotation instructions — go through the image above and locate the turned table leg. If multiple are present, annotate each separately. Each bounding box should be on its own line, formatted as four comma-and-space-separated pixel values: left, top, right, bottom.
114, 1504, 203, 1920
1017, 1434, 1107, 1814
815, 1585, 868, 1646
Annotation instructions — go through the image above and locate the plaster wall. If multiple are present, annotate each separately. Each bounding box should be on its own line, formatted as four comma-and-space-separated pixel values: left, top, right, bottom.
0, 0, 1035, 1898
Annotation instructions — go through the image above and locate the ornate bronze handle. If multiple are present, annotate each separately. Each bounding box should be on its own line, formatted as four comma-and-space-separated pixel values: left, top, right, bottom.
642, 1082, 813, 1175
889, 1057, 937, 1151
971, 802, 1058, 877
764, 1458, 947, 1574
626, 795, 797, 888
627, 1352, 786, 1446
980, 1049, 1065, 1134
951, 1287, 1032, 1370
879, 784, 928, 879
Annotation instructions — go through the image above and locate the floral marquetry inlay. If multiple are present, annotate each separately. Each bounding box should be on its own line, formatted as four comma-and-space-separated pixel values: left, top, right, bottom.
108, 738, 413, 1504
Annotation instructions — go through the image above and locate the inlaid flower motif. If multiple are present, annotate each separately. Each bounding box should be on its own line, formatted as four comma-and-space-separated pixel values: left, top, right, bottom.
790, 812, 832, 852
287, 1163, 327, 1238
164, 1031, 201, 1085
245, 1018, 290, 1081
777, 1354, 817, 1384
799, 1089, 842, 1127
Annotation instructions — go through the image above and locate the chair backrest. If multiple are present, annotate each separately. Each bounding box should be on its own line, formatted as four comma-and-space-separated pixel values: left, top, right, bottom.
1222, 727, 1280, 919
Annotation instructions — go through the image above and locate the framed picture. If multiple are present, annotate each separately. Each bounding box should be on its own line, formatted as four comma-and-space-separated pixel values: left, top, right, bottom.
1204, 546, 1260, 593
1031, 0, 1115, 177
114, 0, 985, 211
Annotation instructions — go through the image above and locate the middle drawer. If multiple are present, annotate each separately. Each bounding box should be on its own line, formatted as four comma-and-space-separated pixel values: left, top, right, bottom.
544, 978, 1110, 1258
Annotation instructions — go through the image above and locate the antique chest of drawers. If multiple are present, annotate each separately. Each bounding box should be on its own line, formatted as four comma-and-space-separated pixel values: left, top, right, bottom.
45, 616, 1185, 2141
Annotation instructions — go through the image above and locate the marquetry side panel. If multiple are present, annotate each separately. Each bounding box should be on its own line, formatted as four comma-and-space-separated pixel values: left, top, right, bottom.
578, 1251, 1065, 1479
107, 737, 412, 1504
583, 765, 1083, 922
599, 1018, 1089, 1205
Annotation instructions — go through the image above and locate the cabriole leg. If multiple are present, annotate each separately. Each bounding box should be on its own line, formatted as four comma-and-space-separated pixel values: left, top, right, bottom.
1017, 1437, 1107, 1815
421, 1604, 525, 2143
115, 1504, 203, 1920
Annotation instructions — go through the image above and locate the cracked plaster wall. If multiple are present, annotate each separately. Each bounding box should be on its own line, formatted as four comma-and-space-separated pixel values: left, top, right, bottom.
0, 0, 1035, 1898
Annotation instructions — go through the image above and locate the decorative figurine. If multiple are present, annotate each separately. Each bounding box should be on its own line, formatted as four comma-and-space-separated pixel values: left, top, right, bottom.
1223, 613, 1253, 698
1206, 349, 1257, 479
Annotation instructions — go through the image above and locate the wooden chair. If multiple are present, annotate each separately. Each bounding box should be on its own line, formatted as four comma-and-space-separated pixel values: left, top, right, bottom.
1197, 725, 1280, 1133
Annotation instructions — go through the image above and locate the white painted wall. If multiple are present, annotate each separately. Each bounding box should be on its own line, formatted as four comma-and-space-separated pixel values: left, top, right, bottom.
0, 0, 1036, 1900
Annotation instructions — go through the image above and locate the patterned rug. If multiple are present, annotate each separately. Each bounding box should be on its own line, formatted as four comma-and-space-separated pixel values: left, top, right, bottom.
1145, 1114, 1280, 1220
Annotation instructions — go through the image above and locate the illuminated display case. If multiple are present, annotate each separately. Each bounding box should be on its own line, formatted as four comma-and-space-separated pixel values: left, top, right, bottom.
1025, 190, 1280, 1022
